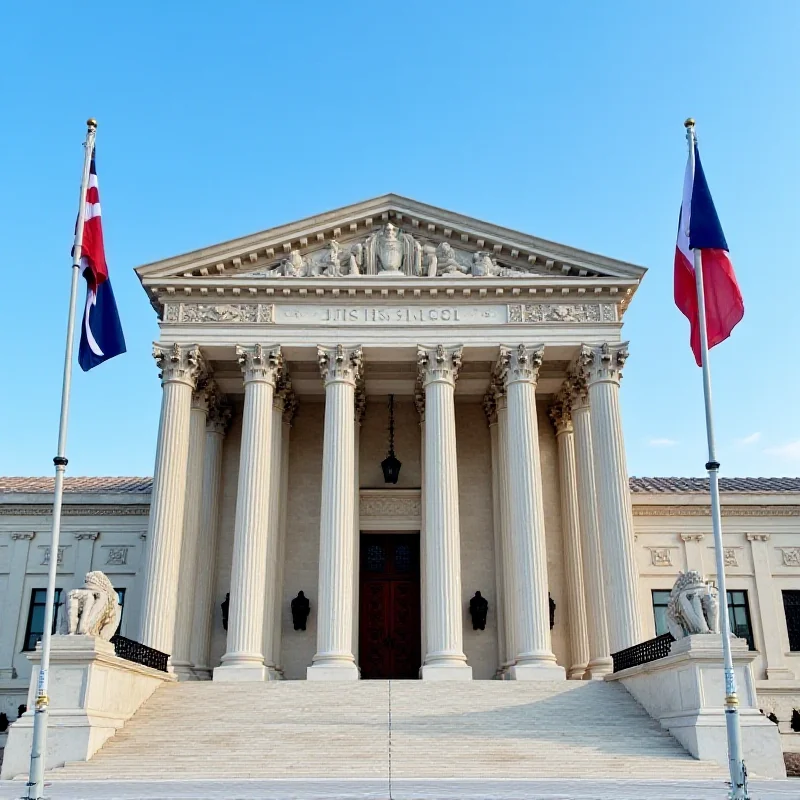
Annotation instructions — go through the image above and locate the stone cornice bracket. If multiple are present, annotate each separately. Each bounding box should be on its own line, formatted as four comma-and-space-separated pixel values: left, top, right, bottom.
417, 344, 463, 388
11, 531, 35, 540
549, 393, 573, 436
236, 343, 283, 385
580, 342, 629, 387
499, 343, 545, 386
153, 342, 204, 388
318, 344, 363, 387
746, 533, 771, 542
74, 532, 100, 541
680, 533, 705, 542
206, 393, 232, 435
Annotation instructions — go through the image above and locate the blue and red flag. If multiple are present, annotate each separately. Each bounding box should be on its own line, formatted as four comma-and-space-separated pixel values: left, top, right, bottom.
77, 150, 126, 371
674, 143, 744, 366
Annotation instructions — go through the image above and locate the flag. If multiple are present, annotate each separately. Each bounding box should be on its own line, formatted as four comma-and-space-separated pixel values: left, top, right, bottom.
77, 149, 126, 371
674, 143, 744, 366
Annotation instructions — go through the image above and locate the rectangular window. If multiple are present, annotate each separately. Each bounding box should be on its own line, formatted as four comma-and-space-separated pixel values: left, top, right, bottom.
23, 588, 63, 651
726, 590, 755, 651
783, 590, 800, 652
652, 590, 671, 636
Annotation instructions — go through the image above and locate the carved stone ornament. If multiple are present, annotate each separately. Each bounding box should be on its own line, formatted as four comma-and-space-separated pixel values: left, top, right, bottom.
291, 591, 311, 631
417, 344, 463, 387
165, 303, 275, 324
360, 494, 422, 519
41, 546, 65, 566
497, 343, 545, 385
548, 394, 573, 435
723, 547, 739, 567
153, 343, 204, 387
104, 546, 129, 566
648, 547, 674, 567
579, 341, 629, 386
665, 570, 720, 640
780, 547, 800, 567
508, 304, 616, 324
365, 223, 421, 276
318, 344, 363, 385
63, 571, 121, 640
207, 395, 232, 435
236, 343, 283, 384
469, 591, 489, 631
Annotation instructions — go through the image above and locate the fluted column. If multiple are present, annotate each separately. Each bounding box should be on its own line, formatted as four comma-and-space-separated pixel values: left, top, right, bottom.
580, 342, 642, 652
308, 345, 361, 680
569, 375, 612, 677
172, 378, 213, 679
271, 391, 296, 674
495, 387, 517, 671
550, 395, 590, 680
139, 343, 203, 657
352, 385, 365, 663
190, 397, 230, 678
499, 344, 565, 680
483, 389, 506, 677
215, 344, 282, 682
418, 344, 471, 680
414, 387, 428, 668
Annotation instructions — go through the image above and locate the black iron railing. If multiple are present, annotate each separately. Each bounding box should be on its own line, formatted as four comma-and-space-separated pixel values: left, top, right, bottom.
111, 634, 169, 673
612, 632, 675, 673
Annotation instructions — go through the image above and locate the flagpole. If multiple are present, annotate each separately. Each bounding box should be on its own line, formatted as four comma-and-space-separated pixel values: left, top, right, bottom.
684, 118, 748, 800
26, 118, 97, 800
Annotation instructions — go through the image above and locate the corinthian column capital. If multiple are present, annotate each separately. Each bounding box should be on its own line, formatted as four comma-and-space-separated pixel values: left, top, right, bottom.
579, 342, 629, 386
153, 343, 204, 388
497, 344, 545, 387
206, 393, 232, 435
318, 344, 363, 386
417, 344, 463, 388
236, 344, 283, 385
549, 394, 573, 436
192, 376, 219, 414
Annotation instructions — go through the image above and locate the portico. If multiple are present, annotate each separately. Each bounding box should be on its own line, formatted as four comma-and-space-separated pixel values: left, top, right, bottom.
133, 195, 646, 681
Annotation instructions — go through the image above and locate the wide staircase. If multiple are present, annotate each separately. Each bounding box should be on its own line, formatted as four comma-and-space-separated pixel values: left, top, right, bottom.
45, 680, 724, 780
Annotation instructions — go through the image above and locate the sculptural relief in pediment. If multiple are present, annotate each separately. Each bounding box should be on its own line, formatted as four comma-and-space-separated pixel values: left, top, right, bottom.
242, 223, 530, 280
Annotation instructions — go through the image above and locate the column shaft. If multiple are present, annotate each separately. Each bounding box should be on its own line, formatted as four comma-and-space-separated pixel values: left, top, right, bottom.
582, 343, 642, 652
215, 344, 282, 682
496, 396, 517, 669
570, 389, 612, 677
418, 345, 471, 680
172, 387, 211, 678
190, 401, 228, 678
139, 344, 202, 657
308, 345, 361, 680
501, 345, 564, 680
551, 400, 590, 679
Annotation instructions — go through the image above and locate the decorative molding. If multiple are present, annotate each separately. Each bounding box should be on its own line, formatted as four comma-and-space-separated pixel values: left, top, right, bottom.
40, 545, 66, 566
360, 490, 422, 528
507, 303, 616, 324
645, 547, 675, 567
745, 533, 771, 542
680, 533, 705, 542
103, 545, 130, 566
73, 532, 100, 541
721, 547, 739, 567
778, 547, 800, 567
0, 505, 149, 516
632, 505, 800, 517
165, 302, 275, 324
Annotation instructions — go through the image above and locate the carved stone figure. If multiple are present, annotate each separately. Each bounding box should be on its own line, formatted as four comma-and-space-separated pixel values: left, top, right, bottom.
436, 242, 468, 276
322, 240, 346, 277
291, 591, 311, 631
364, 224, 422, 276
471, 251, 497, 277
469, 591, 489, 630
665, 570, 720, 640
280, 250, 308, 277
65, 571, 121, 640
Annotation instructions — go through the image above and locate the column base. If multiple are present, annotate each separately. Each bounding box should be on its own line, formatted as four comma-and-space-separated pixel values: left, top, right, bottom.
172, 662, 198, 681
508, 663, 566, 681
213, 663, 266, 682
568, 663, 588, 680
421, 663, 473, 681
585, 657, 614, 679
191, 666, 213, 681
266, 666, 284, 681
306, 662, 360, 681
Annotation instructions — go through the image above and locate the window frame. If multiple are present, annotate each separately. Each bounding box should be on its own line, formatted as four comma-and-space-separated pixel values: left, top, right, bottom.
23, 587, 63, 652
782, 590, 800, 652
651, 589, 672, 637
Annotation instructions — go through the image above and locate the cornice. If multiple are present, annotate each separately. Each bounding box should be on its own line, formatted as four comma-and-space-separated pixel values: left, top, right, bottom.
632, 505, 800, 517
0, 505, 149, 517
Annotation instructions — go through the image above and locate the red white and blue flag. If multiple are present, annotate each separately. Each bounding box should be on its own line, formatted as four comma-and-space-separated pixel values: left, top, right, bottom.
674, 143, 744, 366
77, 150, 126, 371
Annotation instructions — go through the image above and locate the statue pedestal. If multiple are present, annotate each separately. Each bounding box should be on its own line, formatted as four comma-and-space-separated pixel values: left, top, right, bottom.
608, 634, 786, 778
0, 635, 174, 779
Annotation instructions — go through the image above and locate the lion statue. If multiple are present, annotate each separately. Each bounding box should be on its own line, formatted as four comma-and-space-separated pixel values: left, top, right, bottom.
665, 570, 720, 640
65, 571, 121, 640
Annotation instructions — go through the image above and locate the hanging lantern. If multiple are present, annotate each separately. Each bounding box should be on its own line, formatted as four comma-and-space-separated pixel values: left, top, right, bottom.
381, 394, 402, 484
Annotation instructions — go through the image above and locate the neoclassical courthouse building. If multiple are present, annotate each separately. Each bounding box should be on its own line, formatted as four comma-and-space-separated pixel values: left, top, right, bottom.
2, 197, 799, 737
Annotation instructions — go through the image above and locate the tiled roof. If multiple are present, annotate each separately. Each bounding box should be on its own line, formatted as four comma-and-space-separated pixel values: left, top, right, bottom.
0, 477, 153, 494
0, 476, 797, 496
629, 477, 800, 494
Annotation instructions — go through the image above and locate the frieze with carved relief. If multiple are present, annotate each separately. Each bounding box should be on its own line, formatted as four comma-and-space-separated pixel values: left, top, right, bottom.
164, 303, 274, 324
508, 303, 616, 324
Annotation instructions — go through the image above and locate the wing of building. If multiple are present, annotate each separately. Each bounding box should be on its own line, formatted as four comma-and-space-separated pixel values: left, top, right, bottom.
2, 197, 799, 763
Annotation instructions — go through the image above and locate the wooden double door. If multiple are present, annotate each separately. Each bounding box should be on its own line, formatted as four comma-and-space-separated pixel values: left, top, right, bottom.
359, 533, 421, 679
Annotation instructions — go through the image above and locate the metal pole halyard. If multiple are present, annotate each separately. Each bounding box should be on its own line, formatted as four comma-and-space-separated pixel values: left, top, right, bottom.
684, 118, 748, 800
26, 118, 97, 800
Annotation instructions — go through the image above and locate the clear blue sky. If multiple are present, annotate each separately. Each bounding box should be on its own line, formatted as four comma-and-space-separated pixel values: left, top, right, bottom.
2, 1, 798, 478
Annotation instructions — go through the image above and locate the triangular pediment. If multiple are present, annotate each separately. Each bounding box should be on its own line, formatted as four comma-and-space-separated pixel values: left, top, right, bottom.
135, 194, 646, 285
